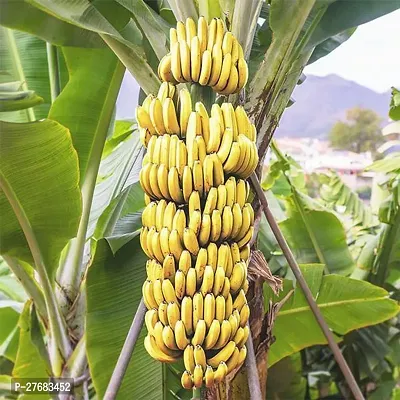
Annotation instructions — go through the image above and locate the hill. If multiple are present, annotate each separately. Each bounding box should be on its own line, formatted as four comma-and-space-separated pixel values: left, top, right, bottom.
276, 74, 391, 138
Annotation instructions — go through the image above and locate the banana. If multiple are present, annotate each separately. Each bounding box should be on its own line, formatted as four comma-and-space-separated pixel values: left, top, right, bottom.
194, 248, 207, 284
204, 319, 220, 349
225, 249, 234, 277
210, 209, 222, 242
233, 327, 244, 346
144, 335, 178, 363
179, 250, 192, 275
186, 114, 200, 166
169, 27, 178, 46
145, 308, 159, 334
207, 18, 217, 51
235, 202, 251, 241
142, 201, 156, 227
181, 296, 193, 335
225, 293, 233, 319
217, 243, 229, 271
140, 162, 154, 198
214, 320, 232, 349
220, 62, 239, 95
139, 127, 151, 147
181, 370, 193, 390
223, 142, 241, 174
153, 321, 181, 357
215, 295, 226, 323
215, 18, 224, 47
225, 176, 236, 207
193, 365, 203, 388
239, 303, 250, 327
211, 104, 225, 135
213, 53, 232, 92
209, 44, 223, 86
206, 117, 221, 154
198, 213, 211, 247
143, 94, 155, 113
168, 134, 178, 169
146, 135, 157, 160
241, 141, 257, 178
179, 88, 192, 136
234, 106, 250, 137
231, 38, 239, 65
233, 289, 246, 311
163, 201, 176, 231
250, 123, 257, 142
189, 190, 201, 215
231, 203, 243, 238
168, 167, 184, 203
220, 205, 233, 241
144, 193, 151, 205
185, 267, 197, 297
195, 102, 210, 145
236, 135, 251, 176
179, 40, 191, 82
205, 365, 215, 388
182, 165, 194, 202
149, 164, 163, 199
203, 155, 214, 193
155, 200, 167, 231
197, 16, 208, 53
207, 242, 218, 271
236, 57, 249, 92
238, 325, 250, 348
195, 136, 207, 164
237, 345, 247, 366
216, 127, 233, 163
150, 97, 166, 135
175, 320, 190, 350
146, 226, 156, 258
198, 50, 212, 86
183, 228, 200, 255
169, 229, 183, 260
228, 314, 239, 340
240, 244, 251, 261
216, 184, 227, 212
189, 209, 202, 235
172, 209, 186, 240
236, 179, 247, 207
204, 293, 216, 329
213, 266, 225, 296
185, 17, 196, 47
167, 301, 180, 329
162, 279, 177, 303
237, 226, 254, 248
200, 265, 214, 297
162, 253, 175, 280
192, 319, 206, 346
153, 279, 165, 306
191, 36, 201, 81
226, 347, 240, 373
174, 269, 186, 300
192, 161, 204, 196
207, 341, 236, 368
151, 136, 162, 164
136, 106, 156, 134
230, 262, 245, 294
184, 345, 195, 373
194, 345, 207, 371
157, 81, 170, 102
214, 361, 228, 383
177, 140, 188, 176
221, 103, 238, 140
176, 20, 186, 41
204, 187, 218, 214
193, 292, 204, 329
157, 164, 171, 200
222, 31, 234, 55
163, 325, 179, 350
163, 98, 180, 134
158, 54, 175, 83
143, 280, 158, 309
221, 277, 231, 299
140, 228, 151, 258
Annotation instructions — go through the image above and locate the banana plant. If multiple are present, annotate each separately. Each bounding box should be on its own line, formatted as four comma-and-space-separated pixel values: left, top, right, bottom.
1, 0, 399, 399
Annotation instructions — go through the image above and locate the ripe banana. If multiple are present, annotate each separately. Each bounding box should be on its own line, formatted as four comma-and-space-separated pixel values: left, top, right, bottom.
185, 267, 197, 297
207, 341, 236, 368
181, 296, 194, 335
204, 319, 220, 349
192, 319, 206, 346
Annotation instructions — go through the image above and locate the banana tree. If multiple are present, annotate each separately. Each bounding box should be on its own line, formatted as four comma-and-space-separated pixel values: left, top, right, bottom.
1, 0, 399, 399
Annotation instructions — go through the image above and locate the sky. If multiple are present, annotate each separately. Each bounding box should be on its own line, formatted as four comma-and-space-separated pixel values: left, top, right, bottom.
305, 9, 400, 93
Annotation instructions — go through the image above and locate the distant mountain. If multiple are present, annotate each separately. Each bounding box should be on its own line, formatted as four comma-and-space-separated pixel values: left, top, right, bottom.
275, 74, 391, 138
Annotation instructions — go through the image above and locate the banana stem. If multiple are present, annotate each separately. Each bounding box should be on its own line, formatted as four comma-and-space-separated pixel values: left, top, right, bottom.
190, 83, 215, 112
192, 387, 202, 399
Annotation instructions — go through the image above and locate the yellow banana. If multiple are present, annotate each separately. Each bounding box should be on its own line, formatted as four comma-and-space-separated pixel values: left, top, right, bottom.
194, 248, 208, 284
207, 340, 236, 368
204, 187, 218, 214
169, 27, 178, 46
157, 81, 170, 102
194, 345, 207, 371
214, 361, 228, 383
225, 249, 234, 278
210, 209, 222, 242
233, 327, 244, 346
174, 269, 186, 300
195, 102, 210, 145
234, 106, 250, 137
167, 302, 180, 329
215, 295, 226, 323
162, 253, 175, 280
179, 249, 192, 275
181, 370, 193, 389
168, 134, 178, 169
145, 308, 159, 334
228, 314, 239, 340
214, 320, 232, 349
168, 167, 184, 203
149, 97, 166, 135
175, 320, 190, 350
140, 161, 154, 198
222, 102, 238, 140
195, 136, 207, 164
179, 88, 192, 136
142, 201, 156, 227
237, 345, 247, 366
184, 345, 195, 373
172, 209, 186, 240
239, 303, 250, 327
209, 44, 223, 86
193, 365, 203, 388
163, 201, 176, 231
163, 98, 180, 134
170, 41, 184, 81
179, 40, 191, 81
203, 155, 214, 194
189, 190, 201, 215
151, 136, 162, 164
191, 36, 201, 82
181, 296, 193, 335
213, 266, 225, 297
204, 293, 216, 329
176, 140, 188, 176
198, 50, 212, 86
158, 164, 171, 200
158, 54, 175, 83
236, 57, 248, 92
238, 325, 250, 348
215, 18, 224, 47
182, 165, 193, 202
185, 17, 196, 47
225, 176, 236, 207
197, 16, 208, 53
231, 38, 239, 65
231, 203, 243, 238
153, 279, 165, 306
207, 18, 217, 51
144, 193, 151, 206
153, 321, 182, 357
220, 205, 233, 241
236, 179, 247, 207
143, 280, 158, 309
149, 164, 163, 199
206, 117, 221, 153
217, 243, 229, 272
139, 127, 151, 147
235, 202, 251, 241
163, 325, 179, 350
225, 293, 233, 319
183, 227, 200, 255
155, 199, 167, 231
222, 31, 233, 55
176, 21, 186, 42
230, 262, 245, 294
193, 292, 204, 329
237, 226, 254, 248
240, 243, 251, 261
211, 104, 225, 135
207, 242, 218, 271
169, 229, 183, 261
162, 279, 177, 303
220, 62, 239, 95
198, 213, 211, 247
216, 184, 227, 212
146, 226, 156, 258
186, 113, 200, 166
140, 227, 151, 258
204, 319, 221, 349
192, 319, 206, 346
136, 106, 156, 134
213, 53, 232, 92
233, 289, 247, 311
216, 127, 233, 163
205, 365, 215, 388
226, 347, 240, 373
189, 209, 202, 235
185, 267, 197, 297
144, 335, 178, 363
192, 161, 204, 196
223, 142, 241, 173
221, 277, 231, 299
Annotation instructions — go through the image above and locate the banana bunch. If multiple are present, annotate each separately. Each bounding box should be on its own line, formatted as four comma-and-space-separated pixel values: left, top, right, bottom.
137, 16, 258, 388
158, 17, 248, 95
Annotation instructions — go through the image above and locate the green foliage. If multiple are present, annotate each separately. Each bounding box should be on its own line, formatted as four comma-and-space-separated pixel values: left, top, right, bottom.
0, 82, 43, 112
329, 107, 384, 154
389, 87, 400, 121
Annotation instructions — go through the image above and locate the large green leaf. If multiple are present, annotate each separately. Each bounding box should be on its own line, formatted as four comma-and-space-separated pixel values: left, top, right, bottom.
48, 47, 124, 179
0, 0, 103, 47
0, 82, 44, 112
0, 120, 81, 274
265, 264, 400, 366
86, 237, 161, 399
